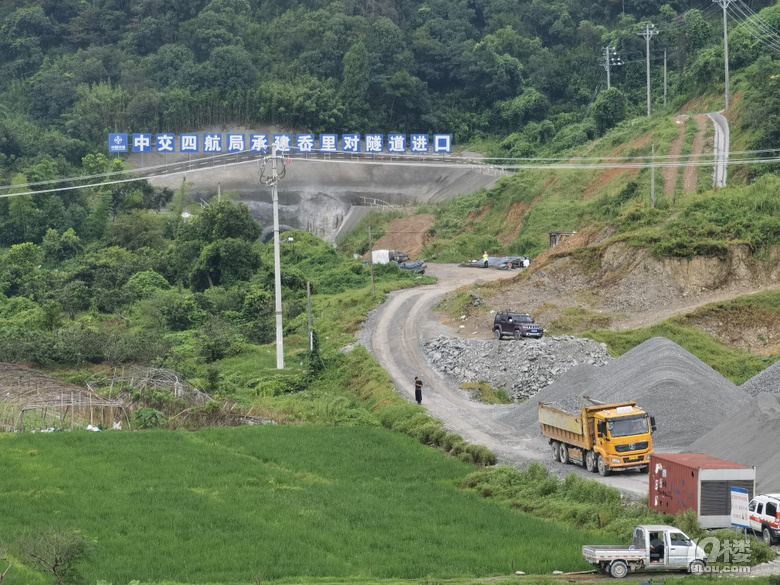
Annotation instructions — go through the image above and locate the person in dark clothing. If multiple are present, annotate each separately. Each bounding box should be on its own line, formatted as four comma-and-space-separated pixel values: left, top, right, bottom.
649, 533, 664, 562
414, 376, 423, 404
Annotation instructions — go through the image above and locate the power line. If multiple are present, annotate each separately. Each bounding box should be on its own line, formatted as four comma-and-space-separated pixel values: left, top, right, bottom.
734, 0, 780, 36
3, 151, 780, 199
728, 2, 780, 53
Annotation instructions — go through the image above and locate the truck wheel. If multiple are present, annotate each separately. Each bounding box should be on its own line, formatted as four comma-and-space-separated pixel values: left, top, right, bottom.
513, 329, 522, 340
638, 465, 649, 474
609, 560, 628, 579
763, 526, 775, 545
585, 450, 597, 472
551, 441, 560, 462
493, 328, 501, 340
559, 443, 569, 464
689, 560, 706, 574
597, 455, 611, 477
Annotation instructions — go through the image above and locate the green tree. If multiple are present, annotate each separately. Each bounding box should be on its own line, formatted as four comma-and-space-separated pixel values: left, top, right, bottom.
191, 238, 261, 290
592, 87, 626, 135
340, 40, 370, 128
182, 200, 261, 243
104, 210, 166, 250
42, 227, 83, 263
1, 242, 43, 297
57, 280, 91, 319
63, 82, 127, 145
123, 270, 171, 301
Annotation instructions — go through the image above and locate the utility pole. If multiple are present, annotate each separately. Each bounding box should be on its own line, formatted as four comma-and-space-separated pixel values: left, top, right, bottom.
637, 23, 658, 116
650, 142, 656, 208
713, 0, 734, 109
663, 48, 668, 107
306, 281, 313, 353
258, 145, 287, 369
600, 46, 623, 89
367, 225, 375, 297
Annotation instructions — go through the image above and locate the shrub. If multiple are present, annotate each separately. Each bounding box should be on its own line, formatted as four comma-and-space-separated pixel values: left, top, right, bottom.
134, 408, 166, 429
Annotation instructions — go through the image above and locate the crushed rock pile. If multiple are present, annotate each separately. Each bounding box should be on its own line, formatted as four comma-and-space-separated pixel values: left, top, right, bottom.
423, 335, 612, 400
739, 360, 780, 396
496, 337, 751, 452
688, 393, 780, 492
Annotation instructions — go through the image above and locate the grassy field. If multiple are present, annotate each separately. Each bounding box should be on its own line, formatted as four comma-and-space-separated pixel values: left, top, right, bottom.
0, 426, 609, 585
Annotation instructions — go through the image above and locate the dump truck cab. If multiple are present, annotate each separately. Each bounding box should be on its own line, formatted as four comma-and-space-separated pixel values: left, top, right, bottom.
591, 403, 655, 474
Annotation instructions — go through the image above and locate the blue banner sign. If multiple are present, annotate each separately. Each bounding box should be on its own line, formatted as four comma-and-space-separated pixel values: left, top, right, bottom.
108, 133, 452, 154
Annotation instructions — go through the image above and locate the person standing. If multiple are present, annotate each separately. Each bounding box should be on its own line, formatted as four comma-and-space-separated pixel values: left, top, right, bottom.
414, 376, 423, 404
482, 250, 489, 268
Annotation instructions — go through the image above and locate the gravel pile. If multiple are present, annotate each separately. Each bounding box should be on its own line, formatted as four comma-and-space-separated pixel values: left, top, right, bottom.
739, 360, 780, 396
496, 337, 751, 451
423, 335, 612, 400
687, 393, 780, 492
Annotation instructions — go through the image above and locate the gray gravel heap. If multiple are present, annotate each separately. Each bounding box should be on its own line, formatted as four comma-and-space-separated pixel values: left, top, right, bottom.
739, 360, 780, 396
687, 393, 780, 492
423, 335, 612, 400
494, 337, 751, 452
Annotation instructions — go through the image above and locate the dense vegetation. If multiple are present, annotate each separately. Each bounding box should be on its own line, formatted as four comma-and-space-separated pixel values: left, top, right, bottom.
1, 0, 780, 186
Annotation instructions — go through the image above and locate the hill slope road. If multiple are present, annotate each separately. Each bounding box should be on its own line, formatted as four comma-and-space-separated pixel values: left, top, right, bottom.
360, 264, 649, 497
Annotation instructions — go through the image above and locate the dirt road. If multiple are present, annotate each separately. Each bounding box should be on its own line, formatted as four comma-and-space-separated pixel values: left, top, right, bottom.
362, 263, 650, 497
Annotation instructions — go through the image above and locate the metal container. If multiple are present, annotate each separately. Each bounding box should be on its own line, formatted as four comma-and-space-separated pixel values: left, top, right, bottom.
649, 453, 755, 528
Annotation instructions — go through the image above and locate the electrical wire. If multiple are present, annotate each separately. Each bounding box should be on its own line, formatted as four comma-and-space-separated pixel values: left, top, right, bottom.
734, 0, 780, 36
2, 151, 780, 199
728, 1, 780, 53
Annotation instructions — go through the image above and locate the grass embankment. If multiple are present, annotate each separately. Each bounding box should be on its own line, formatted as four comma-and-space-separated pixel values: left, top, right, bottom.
0, 426, 608, 584
584, 290, 780, 384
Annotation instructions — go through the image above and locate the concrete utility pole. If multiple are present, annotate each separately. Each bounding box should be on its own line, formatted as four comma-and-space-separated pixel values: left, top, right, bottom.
258, 145, 288, 369
306, 281, 313, 353
663, 48, 668, 107
600, 46, 624, 89
637, 23, 659, 116
713, 0, 734, 109
367, 225, 375, 297
650, 142, 656, 208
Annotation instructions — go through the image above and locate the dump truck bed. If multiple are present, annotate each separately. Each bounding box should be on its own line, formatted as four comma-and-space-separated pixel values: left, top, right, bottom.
538, 403, 591, 449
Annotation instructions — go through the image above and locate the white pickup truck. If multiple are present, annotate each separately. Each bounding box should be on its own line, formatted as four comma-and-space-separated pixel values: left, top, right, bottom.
582, 524, 707, 578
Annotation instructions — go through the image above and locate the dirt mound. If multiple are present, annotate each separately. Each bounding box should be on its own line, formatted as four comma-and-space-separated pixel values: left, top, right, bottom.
484, 239, 780, 335
687, 393, 780, 492
370, 214, 434, 260
500, 337, 750, 452
740, 360, 780, 395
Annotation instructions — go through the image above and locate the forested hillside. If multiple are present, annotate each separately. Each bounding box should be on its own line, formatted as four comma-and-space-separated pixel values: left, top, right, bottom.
1, 0, 780, 376
2, 0, 780, 170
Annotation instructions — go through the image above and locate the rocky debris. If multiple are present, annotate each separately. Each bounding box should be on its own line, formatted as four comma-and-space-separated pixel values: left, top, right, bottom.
687, 393, 780, 493
739, 360, 780, 396
497, 337, 751, 452
423, 335, 612, 401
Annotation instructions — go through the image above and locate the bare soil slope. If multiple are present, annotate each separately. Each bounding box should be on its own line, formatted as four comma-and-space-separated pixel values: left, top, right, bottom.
370, 214, 434, 260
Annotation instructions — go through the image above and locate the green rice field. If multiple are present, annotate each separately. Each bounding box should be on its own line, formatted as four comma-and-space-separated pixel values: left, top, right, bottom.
0, 426, 606, 584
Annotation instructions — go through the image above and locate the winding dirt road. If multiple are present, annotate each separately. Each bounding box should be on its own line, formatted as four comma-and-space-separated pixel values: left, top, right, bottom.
362, 264, 649, 497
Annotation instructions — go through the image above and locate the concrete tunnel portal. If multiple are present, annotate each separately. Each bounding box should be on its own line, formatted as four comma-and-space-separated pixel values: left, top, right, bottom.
141, 153, 505, 244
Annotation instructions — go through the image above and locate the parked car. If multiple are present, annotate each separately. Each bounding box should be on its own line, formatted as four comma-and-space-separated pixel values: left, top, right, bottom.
748, 493, 780, 545
493, 312, 544, 340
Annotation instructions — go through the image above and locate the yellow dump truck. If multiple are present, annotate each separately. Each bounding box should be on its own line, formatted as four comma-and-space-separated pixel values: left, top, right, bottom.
539, 401, 656, 476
